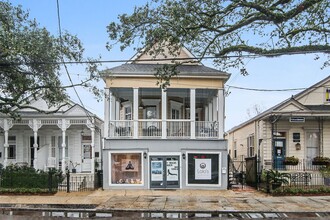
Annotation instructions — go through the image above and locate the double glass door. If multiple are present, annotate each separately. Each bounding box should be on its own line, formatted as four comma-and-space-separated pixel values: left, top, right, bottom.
150, 156, 180, 189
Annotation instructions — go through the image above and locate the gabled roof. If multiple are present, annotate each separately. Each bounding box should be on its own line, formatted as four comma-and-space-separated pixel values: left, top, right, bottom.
227, 75, 330, 133
101, 43, 230, 80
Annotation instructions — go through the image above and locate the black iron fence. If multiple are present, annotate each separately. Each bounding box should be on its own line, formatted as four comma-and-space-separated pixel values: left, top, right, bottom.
260, 170, 330, 194
275, 159, 324, 171
0, 165, 102, 193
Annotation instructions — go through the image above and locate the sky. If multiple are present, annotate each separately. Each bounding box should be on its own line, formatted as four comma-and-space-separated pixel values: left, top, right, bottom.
9, 0, 330, 130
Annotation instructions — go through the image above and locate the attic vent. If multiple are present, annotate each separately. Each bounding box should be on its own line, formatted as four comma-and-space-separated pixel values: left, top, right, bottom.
289, 117, 305, 123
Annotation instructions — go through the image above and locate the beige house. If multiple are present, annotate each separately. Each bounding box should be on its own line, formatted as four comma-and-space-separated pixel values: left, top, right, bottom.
102, 45, 230, 189
227, 76, 330, 170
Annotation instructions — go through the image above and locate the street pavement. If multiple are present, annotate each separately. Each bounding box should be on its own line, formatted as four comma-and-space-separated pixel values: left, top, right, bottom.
0, 187, 329, 214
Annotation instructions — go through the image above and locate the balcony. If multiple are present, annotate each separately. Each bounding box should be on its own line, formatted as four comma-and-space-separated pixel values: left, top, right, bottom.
105, 87, 224, 139
109, 120, 219, 139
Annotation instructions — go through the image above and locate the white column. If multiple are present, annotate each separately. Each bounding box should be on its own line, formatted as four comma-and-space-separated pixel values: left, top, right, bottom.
0, 119, 13, 167
213, 96, 217, 122
208, 102, 213, 121
87, 119, 95, 174
161, 89, 167, 139
104, 89, 110, 138
57, 119, 71, 172
115, 100, 120, 120
205, 106, 209, 121
190, 89, 196, 139
133, 88, 139, 139
218, 89, 225, 139
28, 119, 42, 169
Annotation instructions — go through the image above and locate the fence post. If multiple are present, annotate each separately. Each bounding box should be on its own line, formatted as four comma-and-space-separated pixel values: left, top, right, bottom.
66, 170, 70, 193
266, 170, 270, 193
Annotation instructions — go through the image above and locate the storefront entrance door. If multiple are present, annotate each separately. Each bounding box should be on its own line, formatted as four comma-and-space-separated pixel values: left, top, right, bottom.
150, 156, 180, 189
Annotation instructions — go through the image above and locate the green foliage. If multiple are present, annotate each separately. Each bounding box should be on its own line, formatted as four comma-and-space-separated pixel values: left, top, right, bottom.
0, 2, 101, 118
284, 156, 299, 165
320, 165, 330, 178
106, 0, 330, 87
268, 170, 290, 184
0, 164, 64, 191
272, 186, 330, 196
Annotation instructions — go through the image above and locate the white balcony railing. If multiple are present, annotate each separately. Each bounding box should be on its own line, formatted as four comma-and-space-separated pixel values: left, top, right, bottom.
108, 120, 219, 139
195, 121, 218, 138
167, 120, 191, 138
109, 120, 133, 138
138, 120, 162, 137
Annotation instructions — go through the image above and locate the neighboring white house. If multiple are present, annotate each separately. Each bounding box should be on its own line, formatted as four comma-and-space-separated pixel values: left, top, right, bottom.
227, 75, 330, 170
0, 95, 103, 174
101, 45, 230, 189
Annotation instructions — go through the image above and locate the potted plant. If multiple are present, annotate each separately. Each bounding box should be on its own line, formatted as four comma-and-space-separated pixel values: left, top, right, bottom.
312, 156, 330, 166
320, 166, 330, 186
268, 170, 290, 190
283, 156, 299, 165
70, 161, 80, 173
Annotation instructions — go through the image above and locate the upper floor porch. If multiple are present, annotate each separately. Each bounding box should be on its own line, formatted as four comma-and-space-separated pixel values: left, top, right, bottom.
104, 87, 225, 139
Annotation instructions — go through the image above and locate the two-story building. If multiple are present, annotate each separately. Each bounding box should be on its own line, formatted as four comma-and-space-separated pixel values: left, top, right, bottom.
102, 46, 230, 189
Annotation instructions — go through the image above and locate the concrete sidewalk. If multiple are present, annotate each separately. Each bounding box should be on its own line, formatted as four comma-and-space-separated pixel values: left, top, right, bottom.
0, 188, 329, 213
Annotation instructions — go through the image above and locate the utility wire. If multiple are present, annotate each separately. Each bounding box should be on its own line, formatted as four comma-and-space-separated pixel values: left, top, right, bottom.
56, 0, 96, 126
1, 50, 329, 66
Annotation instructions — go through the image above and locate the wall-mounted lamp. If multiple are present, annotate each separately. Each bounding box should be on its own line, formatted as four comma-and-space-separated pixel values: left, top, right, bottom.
295, 143, 301, 150
143, 152, 147, 159
182, 153, 186, 160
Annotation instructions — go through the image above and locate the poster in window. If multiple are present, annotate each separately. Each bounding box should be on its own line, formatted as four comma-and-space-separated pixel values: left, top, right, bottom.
151, 161, 163, 181
195, 158, 211, 180
121, 159, 139, 171
166, 160, 178, 181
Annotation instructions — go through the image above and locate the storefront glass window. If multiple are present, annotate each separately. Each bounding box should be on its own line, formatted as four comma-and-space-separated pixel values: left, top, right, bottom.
111, 153, 142, 184
187, 153, 219, 185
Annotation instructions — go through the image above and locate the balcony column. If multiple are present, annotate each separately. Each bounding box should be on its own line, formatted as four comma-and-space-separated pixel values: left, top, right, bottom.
205, 106, 209, 121
218, 89, 225, 139
87, 119, 95, 174
190, 89, 196, 139
104, 89, 110, 138
0, 119, 13, 167
161, 89, 167, 139
28, 119, 43, 168
213, 97, 217, 122
133, 88, 139, 139
208, 102, 213, 121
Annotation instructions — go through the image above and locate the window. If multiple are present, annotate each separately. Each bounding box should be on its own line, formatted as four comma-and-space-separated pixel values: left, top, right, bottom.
172, 109, 180, 119
8, 136, 16, 159
110, 153, 142, 185
293, 133, 300, 142
51, 136, 56, 157
233, 141, 237, 159
187, 153, 219, 185
146, 106, 156, 119
247, 135, 255, 157
326, 88, 330, 102
124, 106, 132, 120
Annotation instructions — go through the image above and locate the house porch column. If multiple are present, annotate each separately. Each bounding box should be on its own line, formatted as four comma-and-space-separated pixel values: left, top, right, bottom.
0, 119, 13, 167
57, 119, 71, 172
133, 88, 139, 139
87, 119, 95, 174
161, 89, 167, 139
28, 119, 42, 168
218, 89, 225, 139
104, 89, 110, 138
190, 89, 196, 139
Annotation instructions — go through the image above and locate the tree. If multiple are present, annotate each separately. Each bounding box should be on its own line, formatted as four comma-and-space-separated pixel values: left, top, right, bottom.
106, 0, 330, 86
0, 2, 100, 118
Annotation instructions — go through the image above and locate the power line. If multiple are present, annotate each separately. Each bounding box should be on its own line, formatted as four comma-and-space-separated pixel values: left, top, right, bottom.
226, 85, 308, 92
1, 50, 329, 66
56, 0, 96, 125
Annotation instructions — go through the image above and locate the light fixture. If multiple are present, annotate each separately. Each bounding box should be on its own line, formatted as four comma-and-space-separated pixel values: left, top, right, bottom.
182, 153, 186, 160
143, 152, 147, 159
